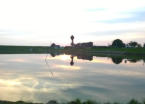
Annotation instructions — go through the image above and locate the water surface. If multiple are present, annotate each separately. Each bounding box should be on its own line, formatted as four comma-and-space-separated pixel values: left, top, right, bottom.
0, 54, 145, 103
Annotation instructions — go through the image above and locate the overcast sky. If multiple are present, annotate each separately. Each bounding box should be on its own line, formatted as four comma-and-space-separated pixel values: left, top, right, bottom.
0, 0, 145, 46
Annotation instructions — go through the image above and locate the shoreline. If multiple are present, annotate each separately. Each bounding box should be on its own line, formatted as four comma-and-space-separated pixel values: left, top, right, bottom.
0, 99, 145, 104
0, 45, 145, 55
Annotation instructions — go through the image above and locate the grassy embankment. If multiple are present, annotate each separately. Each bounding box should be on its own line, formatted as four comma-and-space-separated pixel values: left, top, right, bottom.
91, 47, 145, 55
0, 45, 145, 55
62, 47, 145, 55
62, 47, 145, 63
0, 45, 52, 54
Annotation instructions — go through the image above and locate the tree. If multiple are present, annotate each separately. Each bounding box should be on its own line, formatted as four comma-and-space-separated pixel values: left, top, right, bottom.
144, 43, 145, 48
137, 44, 142, 48
112, 39, 125, 48
128, 41, 138, 48
51, 43, 56, 47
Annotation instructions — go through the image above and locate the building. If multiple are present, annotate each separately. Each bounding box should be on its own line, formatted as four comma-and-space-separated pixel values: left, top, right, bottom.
75, 42, 93, 48
70, 35, 93, 48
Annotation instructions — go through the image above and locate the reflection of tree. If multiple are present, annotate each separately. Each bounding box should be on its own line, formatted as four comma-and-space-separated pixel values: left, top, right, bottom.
50, 52, 56, 57
50, 51, 61, 57
111, 57, 123, 64
48, 51, 145, 66
128, 59, 138, 63
143, 58, 145, 66
143, 58, 145, 63
127, 59, 141, 63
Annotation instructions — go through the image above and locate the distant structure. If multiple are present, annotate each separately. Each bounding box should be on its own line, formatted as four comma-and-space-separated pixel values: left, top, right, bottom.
75, 42, 93, 48
68, 35, 93, 48
70, 35, 74, 47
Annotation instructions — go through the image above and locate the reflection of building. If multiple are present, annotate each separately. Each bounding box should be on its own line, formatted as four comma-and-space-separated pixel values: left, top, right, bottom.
70, 56, 74, 66
69, 54, 93, 66
77, 54, 93, 61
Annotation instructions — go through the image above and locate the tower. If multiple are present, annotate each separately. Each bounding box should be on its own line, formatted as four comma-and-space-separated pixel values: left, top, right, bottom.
70, 35, 74, 46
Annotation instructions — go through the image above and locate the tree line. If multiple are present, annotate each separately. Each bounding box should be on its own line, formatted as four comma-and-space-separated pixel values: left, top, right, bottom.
111, 39, 145, 48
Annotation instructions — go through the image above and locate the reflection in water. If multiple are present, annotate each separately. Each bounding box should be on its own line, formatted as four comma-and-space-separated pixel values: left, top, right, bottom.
45, 54, 54, 77
50, 52, 145, 66
128, 59, 141, 63
49, 51, 145, 65
69, 54, 93, 66
111, 57, 123, 64
0, 54, 145, 103
70, 56, 74, 66
77, 54, 93, 61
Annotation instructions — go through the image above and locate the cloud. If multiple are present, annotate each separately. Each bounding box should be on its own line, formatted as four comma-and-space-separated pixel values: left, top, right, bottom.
98, 10, 145, 24
0, 0, 145, 45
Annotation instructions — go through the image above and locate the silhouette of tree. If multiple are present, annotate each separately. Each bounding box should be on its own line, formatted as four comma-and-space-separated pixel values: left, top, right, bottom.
137, 44, 142, 48
128, 41, 138, 48
112, 39, 125, 48
51, 43, 56, 47
47, 100, 58, 104
143, 58, 145, 63
111, 57, 123, 64
144, 43, 145, 48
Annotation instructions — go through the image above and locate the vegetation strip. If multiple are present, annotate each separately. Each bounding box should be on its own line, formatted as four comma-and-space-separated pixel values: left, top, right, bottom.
0, 99, 145, 104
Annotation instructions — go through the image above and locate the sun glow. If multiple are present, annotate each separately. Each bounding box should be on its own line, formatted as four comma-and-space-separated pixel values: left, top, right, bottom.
59, 55, 70, 61
91, 57, 113, 64
0, 79, 21, 86
54, 65, 81, 70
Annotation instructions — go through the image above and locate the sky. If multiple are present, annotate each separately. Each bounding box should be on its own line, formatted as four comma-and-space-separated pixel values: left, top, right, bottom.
0, 0, 145, 46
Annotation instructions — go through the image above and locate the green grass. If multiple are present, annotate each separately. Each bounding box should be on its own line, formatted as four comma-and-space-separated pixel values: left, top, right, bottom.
0, 45, 50, 54
0, 100, 42, 104
90, 47, 145, 54
63, 47, 145, 55
0, 45, 145, 55
0, 99, 145, 104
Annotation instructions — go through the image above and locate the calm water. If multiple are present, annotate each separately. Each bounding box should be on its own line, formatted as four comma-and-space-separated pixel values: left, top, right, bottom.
0, 54, 145, 103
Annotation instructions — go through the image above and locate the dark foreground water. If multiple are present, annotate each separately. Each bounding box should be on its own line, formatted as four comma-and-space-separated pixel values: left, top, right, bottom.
0, 54, 145, 103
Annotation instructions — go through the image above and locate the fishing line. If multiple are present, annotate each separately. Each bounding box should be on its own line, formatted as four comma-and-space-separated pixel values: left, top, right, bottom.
44, 48, 54, 77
